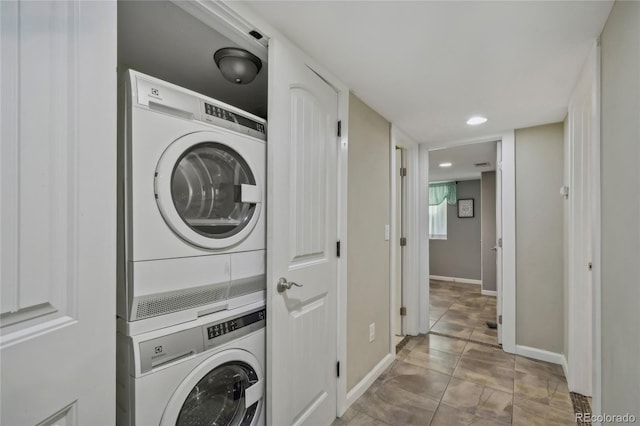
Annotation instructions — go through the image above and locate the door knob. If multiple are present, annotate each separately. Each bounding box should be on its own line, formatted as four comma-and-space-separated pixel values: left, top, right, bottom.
277, 277, 303, 293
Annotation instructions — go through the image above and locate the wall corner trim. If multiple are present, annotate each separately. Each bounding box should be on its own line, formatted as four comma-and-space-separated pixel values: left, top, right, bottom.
429, 275, 482, 285
515, 345, 566, 366
344, 353, 395, 410
562, 354, 570, 381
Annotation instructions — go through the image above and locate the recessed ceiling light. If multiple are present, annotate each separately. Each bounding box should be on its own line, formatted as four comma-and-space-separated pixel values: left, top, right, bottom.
466, 116, 488, 125
439, 162, 452, 168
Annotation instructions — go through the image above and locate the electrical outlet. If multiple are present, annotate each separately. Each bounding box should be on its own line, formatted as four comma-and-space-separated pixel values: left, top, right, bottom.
384, 225, 390, 241
369, 323, 375, 342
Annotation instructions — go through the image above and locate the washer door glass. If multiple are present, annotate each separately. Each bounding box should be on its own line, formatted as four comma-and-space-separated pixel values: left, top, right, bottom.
172, 142, 256, 239
177, 362, 259, 426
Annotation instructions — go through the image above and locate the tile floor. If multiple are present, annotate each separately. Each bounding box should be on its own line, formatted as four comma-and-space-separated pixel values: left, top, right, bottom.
334, 334, 577, 425
333, 280, 578, 425
429, 280, 498, 346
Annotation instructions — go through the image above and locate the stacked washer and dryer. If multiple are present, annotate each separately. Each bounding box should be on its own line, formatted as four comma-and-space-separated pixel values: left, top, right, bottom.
117, 70, 267, 426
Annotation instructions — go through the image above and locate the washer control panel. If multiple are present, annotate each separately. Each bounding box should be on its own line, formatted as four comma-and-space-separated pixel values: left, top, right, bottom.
207, 308, 265, 340
138, 306, 265, 374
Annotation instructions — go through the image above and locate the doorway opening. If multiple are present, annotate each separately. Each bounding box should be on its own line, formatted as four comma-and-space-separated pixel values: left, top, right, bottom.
389, 125, 420, 354
427, 141, 500, 346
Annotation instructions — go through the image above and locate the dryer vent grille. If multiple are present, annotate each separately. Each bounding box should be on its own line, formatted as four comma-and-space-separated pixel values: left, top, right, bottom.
133, 282, 229, 321
229, 274, 266, 298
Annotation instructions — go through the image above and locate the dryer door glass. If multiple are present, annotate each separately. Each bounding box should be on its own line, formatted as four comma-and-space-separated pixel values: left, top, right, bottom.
177, 362, 259, 426
172, 142, 256, 239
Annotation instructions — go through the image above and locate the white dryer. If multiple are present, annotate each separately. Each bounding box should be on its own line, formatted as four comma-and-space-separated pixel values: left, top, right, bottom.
117, 301, 266, 426
119, 71, 267, 334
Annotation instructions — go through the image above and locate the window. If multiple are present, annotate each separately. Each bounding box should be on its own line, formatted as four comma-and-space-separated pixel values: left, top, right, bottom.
429, 200, 448, 239
428, 181, 456, 240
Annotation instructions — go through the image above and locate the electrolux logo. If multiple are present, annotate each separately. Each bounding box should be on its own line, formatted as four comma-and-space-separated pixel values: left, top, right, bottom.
151, 345, 166, 361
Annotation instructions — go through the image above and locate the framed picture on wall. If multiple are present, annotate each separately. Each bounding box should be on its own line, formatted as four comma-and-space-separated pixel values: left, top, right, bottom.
457, 198, 474, 218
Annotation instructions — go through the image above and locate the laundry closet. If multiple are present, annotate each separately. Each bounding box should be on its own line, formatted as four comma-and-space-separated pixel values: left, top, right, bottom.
116, 2, 269, 425
0, 0, 347, 423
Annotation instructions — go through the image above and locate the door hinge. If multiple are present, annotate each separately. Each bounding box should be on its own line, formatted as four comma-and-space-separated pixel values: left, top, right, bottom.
336, 361, 340, 377
588, 262, 593, 271
400, 306, 407, 316
498, 315, 503, 325
400, 167, 407, 177
337, 121, 342, 137
336, 240, 341, 258
498, 238, 502, 248
400, 237, 407, 246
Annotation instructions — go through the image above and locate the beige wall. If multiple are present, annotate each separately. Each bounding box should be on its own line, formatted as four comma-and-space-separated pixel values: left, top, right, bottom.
515, 123, 564, 353
600, 0, 640, 417
347, 94, 391, 391
430, 180, 482, 280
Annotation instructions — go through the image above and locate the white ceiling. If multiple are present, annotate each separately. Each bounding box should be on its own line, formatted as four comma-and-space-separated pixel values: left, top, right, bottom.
243, 0, 613, 144
429, 141, 497, 182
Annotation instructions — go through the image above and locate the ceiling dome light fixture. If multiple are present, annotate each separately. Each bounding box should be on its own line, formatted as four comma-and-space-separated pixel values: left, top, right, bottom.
439, 162, 453, 168
214, 47, 262, 85
466, 116, 488, 125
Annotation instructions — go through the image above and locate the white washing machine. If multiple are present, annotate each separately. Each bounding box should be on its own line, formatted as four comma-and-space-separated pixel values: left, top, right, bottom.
119, 70, 267, 334
117, 301, 266, 426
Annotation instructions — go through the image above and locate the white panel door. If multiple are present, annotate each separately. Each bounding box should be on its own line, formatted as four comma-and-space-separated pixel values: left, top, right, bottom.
0, 1, 116, 424
267, 37, 339, 426
566, 51, 596, 394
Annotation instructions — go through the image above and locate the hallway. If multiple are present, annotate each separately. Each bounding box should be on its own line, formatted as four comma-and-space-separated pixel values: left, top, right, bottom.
429, 279, 498, 346
335, 334, 577, 425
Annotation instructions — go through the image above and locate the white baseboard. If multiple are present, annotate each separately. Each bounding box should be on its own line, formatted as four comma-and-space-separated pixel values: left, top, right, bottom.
345, 353, 395, 408
515, 345, 566, 366
481, 289, 497, 296
430, 275, 482, 285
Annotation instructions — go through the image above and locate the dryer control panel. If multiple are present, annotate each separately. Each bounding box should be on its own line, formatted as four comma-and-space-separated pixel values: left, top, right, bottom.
138, 306, 265, 374
132, 71, 267, 142
202, 102, 267, 140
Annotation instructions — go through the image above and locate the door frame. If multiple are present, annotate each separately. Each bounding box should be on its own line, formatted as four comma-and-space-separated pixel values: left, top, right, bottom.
210, 1, 352, 418
479, 145, 499, 299
495, 141, 504, 343
393, 146, 405, 340
419, 132, 516, 353
390, 126, 420, 343
591, 39, 602, 418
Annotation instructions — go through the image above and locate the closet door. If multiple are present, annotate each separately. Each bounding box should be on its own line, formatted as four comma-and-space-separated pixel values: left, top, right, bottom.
267, 36, 339, 426
0, 1, 117, 424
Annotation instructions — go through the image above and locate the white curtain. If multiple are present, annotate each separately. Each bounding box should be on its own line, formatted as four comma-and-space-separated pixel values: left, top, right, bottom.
429, 200, 447, 240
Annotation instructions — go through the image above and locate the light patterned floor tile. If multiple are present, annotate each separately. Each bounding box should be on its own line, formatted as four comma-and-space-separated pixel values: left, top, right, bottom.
441, 377, 513, 424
